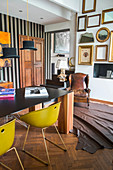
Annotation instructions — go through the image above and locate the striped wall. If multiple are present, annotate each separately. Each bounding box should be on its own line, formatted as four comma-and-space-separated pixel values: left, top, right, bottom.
0, 13, 44, 89
45, 32, 51, 79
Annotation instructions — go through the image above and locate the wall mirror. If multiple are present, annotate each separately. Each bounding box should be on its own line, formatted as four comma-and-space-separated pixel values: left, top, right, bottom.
96, 27, 110, 42
102, 8, 113, 24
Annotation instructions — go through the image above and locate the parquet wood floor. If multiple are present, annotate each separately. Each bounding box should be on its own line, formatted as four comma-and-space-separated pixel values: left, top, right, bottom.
0, 106, 113, 170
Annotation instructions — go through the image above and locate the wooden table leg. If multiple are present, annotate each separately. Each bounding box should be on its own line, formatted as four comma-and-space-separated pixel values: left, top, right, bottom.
58, 91, 74, 134
29, 104, 42, 112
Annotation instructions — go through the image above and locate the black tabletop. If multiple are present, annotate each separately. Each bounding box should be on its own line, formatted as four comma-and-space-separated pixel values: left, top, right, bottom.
0, 87, 69, 118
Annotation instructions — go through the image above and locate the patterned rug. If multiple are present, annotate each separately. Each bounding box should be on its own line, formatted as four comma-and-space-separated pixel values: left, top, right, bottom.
73, 102, 113, 153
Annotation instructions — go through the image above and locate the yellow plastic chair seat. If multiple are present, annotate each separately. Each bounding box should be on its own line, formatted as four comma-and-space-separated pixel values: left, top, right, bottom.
0, 119, 15, 156
20, 102, 61, 128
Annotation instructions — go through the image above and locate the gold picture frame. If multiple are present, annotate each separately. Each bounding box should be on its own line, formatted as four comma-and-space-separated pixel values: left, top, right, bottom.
78, 45, 93, 65
102, 8, 113, 24
77, 15, 87, 32
95, 45, 108, 61
96, 27, 110, 42
82, 0, 96, 14
109, 31, 113, 62
87, 14, 101, 28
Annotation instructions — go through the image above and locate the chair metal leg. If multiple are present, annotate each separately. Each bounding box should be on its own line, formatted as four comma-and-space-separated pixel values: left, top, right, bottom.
0, 162, 12, 170
54, 124, 67, 151
42, 129, 50, 165
44, 124, 67, 151
8, 147, 24, 170
0, 147, 24, 170
13, 115, 28, 128
22, 125, 30, 150
22, 125, 49, 166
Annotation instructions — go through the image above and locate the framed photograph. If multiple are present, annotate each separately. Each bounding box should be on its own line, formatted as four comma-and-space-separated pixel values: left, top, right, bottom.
95, 45, 108, 61
54, 31, 70, 54
87, 14, 101, 28
82, 0, 96, 14
109, 31, 113, 62
78, 45, 93, 65
77, 15, 87, 32
102, 8, 113, 24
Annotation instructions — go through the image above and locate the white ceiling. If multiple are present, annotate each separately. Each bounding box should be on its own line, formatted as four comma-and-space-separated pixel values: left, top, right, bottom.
0, 0, 73, 25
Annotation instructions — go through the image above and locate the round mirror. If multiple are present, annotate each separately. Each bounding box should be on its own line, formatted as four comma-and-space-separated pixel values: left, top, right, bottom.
96, 27, 110, 42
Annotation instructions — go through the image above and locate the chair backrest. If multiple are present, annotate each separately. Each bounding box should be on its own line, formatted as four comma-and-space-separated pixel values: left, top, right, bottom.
0, 119, 15, 156
69, 73, 89, 90
20, 102, 61, 128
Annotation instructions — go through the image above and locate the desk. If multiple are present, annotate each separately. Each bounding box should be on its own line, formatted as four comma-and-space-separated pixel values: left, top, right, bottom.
0, 87, 74, 134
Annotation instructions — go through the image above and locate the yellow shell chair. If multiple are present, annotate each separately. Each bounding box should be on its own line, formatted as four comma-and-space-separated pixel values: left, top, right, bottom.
20, 102, 67, 166
0, 119, 24, 170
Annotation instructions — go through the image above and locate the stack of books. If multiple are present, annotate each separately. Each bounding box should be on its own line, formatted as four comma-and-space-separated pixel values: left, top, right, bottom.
0, 88, 15, 98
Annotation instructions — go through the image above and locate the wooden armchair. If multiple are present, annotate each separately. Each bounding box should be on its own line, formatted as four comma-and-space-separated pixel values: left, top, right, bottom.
68, 73, 90, 106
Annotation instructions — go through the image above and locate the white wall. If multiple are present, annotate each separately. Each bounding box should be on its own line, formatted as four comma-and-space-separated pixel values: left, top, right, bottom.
49, 0, 80, 12
76, 0, 113, 102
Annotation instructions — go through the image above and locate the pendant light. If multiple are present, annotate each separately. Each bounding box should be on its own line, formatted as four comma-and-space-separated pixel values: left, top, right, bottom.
1, 0, 19, 58
20, 0, 37, 51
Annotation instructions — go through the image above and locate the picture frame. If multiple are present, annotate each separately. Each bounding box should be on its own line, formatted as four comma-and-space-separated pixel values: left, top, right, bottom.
77, 15, 87, 32
79, 32, 94, 43
95, 45, 108, 61
78, 45, 93, 65
82, 0, 96, 14
102, 8, 113, 24
54, 31, 70, 54
96, 27, 110, 42
87, 14, 101, 28
109, 31, 113, 62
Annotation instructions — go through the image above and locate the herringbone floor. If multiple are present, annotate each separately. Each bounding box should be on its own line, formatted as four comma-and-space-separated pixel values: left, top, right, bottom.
0, 104, 113, 170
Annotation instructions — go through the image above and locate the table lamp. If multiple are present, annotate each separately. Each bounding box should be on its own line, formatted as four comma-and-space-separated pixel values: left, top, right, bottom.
56, 59, 68, 82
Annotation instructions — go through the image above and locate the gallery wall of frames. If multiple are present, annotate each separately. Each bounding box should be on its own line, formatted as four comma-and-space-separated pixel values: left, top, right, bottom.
76, 0, 113, 102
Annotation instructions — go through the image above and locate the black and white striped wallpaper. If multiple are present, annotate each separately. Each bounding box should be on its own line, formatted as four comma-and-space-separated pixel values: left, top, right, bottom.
45, 32, 51, 80
0, 13, 44, 89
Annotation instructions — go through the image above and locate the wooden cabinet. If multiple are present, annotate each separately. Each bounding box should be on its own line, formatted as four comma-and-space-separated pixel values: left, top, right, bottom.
0, 82, 13, 88
19, 35, 45, 88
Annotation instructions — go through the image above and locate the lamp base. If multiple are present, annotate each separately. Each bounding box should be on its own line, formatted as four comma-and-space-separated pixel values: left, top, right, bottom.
57, 69, 67, 82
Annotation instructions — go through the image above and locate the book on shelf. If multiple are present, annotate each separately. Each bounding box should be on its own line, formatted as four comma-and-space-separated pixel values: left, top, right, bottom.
0, 88, 15, 98
25, 87, 49, 97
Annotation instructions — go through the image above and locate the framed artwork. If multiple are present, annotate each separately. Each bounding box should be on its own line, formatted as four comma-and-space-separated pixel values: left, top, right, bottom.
0, 31, 11, 56
79, 32, 94, 43
78, 45, 93, 65
96, 27, 110, 42
54, 31, 70, 54
109, 31, 113, 62
82, 0, 96, 14
87, 14, 101, 28
95, 45, 108, 61
0, 31, 11, 68
77, 15, 87, 32
102, 8, 113, 24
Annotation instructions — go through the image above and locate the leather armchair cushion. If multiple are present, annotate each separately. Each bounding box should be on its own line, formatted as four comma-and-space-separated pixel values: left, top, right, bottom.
73, 89, 87, 97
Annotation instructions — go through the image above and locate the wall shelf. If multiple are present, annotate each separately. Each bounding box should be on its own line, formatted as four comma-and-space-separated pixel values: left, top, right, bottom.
94, 63, 113, 79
